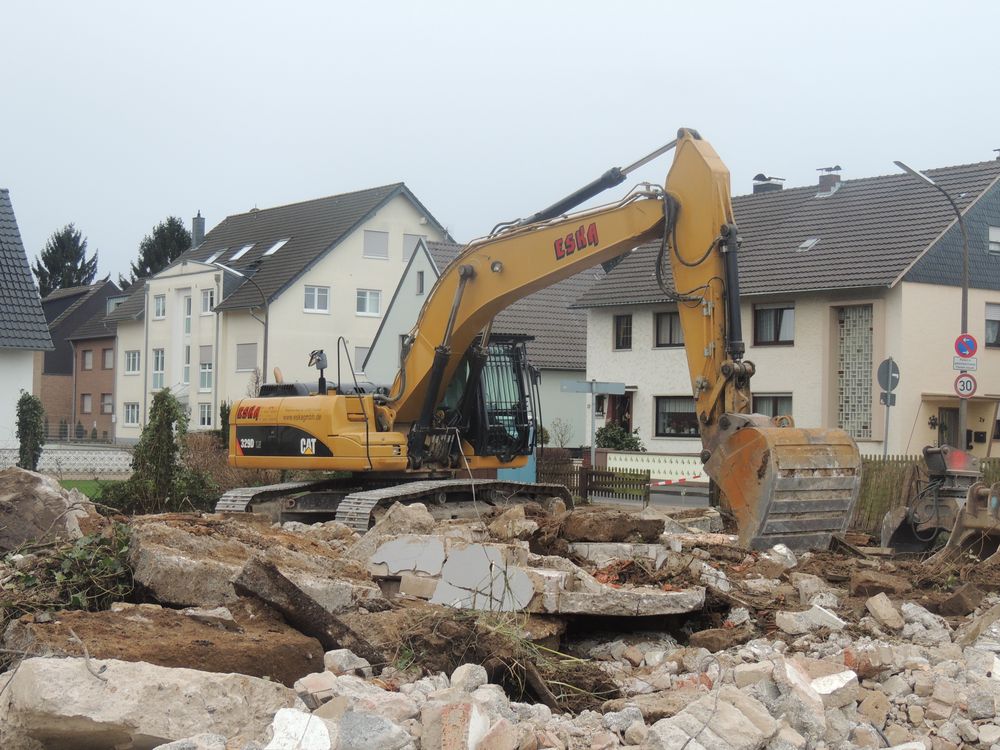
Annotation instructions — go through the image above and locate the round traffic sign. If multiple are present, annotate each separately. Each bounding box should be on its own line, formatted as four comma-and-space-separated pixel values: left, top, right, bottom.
955, 333, 978, 358
955, 373, 977, 399
876, 358, 900, 392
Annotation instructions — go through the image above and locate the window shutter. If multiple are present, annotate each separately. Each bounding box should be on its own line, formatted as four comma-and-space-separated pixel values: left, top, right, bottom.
200, 345, 213, 364
236, 343, 257, 371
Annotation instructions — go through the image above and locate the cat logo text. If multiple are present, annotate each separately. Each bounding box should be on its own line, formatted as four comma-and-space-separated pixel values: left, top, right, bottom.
300, 438, 317, 456
553, 223, 599, 261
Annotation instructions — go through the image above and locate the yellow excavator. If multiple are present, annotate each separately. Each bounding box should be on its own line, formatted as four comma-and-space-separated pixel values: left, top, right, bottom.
220, 128, 862, 550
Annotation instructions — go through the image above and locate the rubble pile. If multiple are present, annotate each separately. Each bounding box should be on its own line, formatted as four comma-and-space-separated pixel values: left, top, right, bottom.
2, 467, 1000, 749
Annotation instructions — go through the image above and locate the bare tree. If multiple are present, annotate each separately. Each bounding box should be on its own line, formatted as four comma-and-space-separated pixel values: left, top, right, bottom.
246, 368, 263, 397
549, 418, 573, 448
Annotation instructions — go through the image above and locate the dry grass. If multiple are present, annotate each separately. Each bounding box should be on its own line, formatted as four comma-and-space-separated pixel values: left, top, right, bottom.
183, 433, 282, 493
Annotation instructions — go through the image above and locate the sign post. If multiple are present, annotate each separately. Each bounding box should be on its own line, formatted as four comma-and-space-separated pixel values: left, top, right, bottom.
562, 379, 626, 467
876, 357, 900, 459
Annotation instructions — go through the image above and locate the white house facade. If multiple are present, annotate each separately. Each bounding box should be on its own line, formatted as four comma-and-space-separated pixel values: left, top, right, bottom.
108, 184, 448, 442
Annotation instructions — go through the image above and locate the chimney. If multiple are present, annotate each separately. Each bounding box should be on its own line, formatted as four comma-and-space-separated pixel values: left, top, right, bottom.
752, 173, 785, 194
192, 211, 205, 248
816, 166, 842, 196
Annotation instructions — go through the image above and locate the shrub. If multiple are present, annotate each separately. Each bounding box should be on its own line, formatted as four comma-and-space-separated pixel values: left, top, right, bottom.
595, 422, 645, 452
103, 390, 217, 514
15, 391, 45, 471
74, 421, 84, 439
58, 418, 68, 440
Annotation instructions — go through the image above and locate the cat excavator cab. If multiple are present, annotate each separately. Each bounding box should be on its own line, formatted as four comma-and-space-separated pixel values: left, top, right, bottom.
220, 129, 861, 549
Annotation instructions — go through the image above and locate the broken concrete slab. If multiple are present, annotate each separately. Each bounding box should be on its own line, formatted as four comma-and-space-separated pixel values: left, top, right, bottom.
1, 599, 323, 686
129, 514, 382, 613
567, 542, 674, 570
0, 657, 305, 749
601, 687, 708, 722
370, 535, 446, 577
646, 685, 777, 750
939, 583, 985, 617
0, 467, 103, 552
345, 502, 435, 563
429, 543, 535, 612
775, 605, 847, 635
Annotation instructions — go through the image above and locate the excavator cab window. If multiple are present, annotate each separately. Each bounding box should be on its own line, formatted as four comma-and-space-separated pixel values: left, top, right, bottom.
464, 339, 535, 462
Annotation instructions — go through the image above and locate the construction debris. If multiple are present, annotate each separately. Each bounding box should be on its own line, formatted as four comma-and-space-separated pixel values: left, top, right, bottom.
6, 483, 1000, 748
0, 468, 103, 552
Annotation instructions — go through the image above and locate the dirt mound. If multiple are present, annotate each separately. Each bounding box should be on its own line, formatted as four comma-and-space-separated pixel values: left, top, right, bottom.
2, 598, 323, 686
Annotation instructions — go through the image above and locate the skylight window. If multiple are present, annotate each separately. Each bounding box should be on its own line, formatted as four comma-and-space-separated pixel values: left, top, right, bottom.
797, 237, 820, 252
263, 238, 290, 256
205, 250, 224, 264
230, 243, 254, 261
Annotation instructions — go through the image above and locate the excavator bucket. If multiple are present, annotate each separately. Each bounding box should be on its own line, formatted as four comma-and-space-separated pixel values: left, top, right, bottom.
704, 424, 862, 551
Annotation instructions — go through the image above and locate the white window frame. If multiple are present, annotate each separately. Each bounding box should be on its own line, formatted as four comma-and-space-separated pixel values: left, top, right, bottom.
80, 393, 92, 414
124, 350, 140, 375
654, 396, 699, 438
201, 288, 215, 315
101, 393, 113, 415
183, 345, 191, 384
153, 294, 166, 319
989, 227, 1000, 256
183, 295, 192, 334
123, 402, 140, 426
199, 403, 213, 428
152, 348, 165, 390
304, 285, 330, 314
753, 393, 794, 418
102, 347, 114, 369
263, 238, 289, 256
416, 271, 425, 295
356, 288, 381, 317
363, 230, 390, 259
81, 349, 93, 370
199, 361, 213, 392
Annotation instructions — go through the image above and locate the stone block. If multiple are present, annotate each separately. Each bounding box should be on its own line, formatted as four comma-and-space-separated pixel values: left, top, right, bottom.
337, 710, 413, 750
430, 544, 535, 612
865, 593, 905, 630
811, 670, 859, 709
264, 708, 338, 750
478, 718, 520, 750
849, 570, 911, 597
421, 700, 491, 750
324, 649, 373, 678
451, 664, 489, 693
858, 690, 890, 729
939, 583, 984, 616
398, 571, 440, 600
734, 662, 774, 688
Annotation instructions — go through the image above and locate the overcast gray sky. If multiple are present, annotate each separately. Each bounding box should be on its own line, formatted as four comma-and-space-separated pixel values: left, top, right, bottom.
5, 1, 999, 281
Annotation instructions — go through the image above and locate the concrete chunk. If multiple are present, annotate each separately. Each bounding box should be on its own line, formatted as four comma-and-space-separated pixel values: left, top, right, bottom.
865, 593, 904, 631
1, 657, 303, 749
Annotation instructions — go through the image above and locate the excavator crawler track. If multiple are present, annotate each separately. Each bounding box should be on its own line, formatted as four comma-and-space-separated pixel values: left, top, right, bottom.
216, 478, 573, 531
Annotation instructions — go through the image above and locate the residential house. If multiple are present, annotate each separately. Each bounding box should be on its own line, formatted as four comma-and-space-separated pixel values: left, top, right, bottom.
0, 188, 53, 450
107, 184, 448, 442
363, 240, 602, 448
36, 279, 122, 440
575, 160, 1000, 457
66, 301, 124, 441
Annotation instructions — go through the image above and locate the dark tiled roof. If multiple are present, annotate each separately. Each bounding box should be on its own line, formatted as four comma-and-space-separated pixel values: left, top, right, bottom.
104, 281, 146, 322
0, 189, 53, 351
107, 184, 448, 319
428, 241, 603, 370
44, 279, 114, 330
67, 306, 118, 341
196, 184, 446, 311
426, 241, 460, 274
575, 160, 1000, 307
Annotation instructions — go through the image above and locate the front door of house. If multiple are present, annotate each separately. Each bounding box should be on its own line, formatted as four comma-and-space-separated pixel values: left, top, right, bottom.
606, 393, 633, 432
938, 407, 959, 449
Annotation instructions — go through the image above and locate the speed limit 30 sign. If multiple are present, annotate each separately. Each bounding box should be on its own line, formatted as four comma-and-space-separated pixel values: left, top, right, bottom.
955, 373, 977, 399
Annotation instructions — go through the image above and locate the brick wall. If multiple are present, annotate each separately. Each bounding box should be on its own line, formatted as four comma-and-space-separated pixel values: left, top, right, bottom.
73, 337, 116, 441
39, 373, 73, 436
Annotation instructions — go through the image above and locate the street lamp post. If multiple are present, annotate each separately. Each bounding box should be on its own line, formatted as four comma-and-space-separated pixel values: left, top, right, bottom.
894, 160, 971, 449
210, 262, 269, 384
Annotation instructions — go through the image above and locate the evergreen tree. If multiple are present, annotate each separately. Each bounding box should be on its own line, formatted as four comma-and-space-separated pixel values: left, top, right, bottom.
120, 216, 191, 287
32, 224, 98, 297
